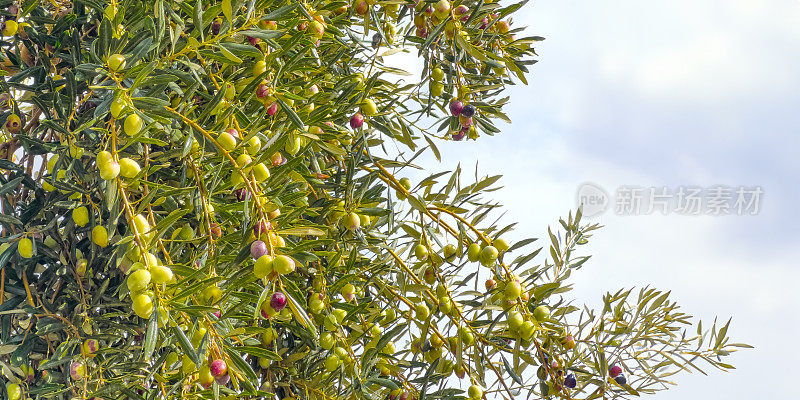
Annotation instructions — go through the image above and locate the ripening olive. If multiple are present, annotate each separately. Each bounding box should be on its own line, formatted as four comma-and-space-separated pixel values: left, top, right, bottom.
18, 238, 33, 258
132, 293, 153, 319
124, 114, 143, 135
272, 255, 295, 275
73, 206, 90, 227
92, 225, 109, 247
107, 54, 126, 71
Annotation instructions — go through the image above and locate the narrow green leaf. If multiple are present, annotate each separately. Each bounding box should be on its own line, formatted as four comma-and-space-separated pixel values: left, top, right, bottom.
143, 306, 159, 362
222, 0, 232, 23
277, 226, 326, 237
284, 290, 318, 338
277, 98, 304, 130
194, 0, 205, 41
173, 326, 200, 366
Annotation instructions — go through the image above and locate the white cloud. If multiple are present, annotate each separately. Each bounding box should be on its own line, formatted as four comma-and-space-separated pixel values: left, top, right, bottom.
603, 33, 752, 100
600, 1, 800, 101
524, 0, 800, 105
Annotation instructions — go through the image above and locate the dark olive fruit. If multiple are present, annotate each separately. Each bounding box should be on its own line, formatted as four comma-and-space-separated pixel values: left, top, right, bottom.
424, 267, 436, 284
267, 102, 278, 116
210, 359, 227, 377
216, 373, 231, 385
564, 373, 577, 388
461, 104, 476, 117
449, 99, 463, 116
209, 223, 222, 239
349, 113, 364, 129
257, 84, 269, 98
614, 374, 627, 385
270, 292, 287, 311
254, 219, 270, 236
454, 5, 469, 19
354, 0, 369, 15
250, 240, 268, 259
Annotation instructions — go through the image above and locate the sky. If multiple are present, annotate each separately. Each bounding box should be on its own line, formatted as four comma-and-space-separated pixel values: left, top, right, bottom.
400, 0, 799, 398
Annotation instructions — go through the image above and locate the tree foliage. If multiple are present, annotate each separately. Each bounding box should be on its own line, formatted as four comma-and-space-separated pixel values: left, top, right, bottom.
0, 0, 746, 399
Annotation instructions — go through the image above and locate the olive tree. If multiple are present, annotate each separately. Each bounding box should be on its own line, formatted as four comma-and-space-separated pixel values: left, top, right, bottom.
0, 0, 745, 399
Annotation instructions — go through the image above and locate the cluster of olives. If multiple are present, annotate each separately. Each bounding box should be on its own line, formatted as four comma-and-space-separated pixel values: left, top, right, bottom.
13, 202, 106, 269
348, 96, 378, 131
123, 215, 174, 319
96, 150, 141, 181
328, 200, 375, 232
609, 363, 628, 385
449, 99, 478, 140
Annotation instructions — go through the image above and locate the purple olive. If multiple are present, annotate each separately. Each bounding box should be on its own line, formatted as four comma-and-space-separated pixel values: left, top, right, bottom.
256, 84, 269, 98
350, 113, 364, 129
250, 240, 268, 259
254, 219, 270, 236
215, 373, 231, 385
449, 99, 463, 116
267, 102, 278, 116
210, 359, 227, 377
235, 188, 248, 201
270, 292, 287, 312
461, 104, 476, 117
564, 373, 577, 388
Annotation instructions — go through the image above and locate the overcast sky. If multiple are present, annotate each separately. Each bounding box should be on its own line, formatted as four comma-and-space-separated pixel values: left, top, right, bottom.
405, 0, 799, 398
